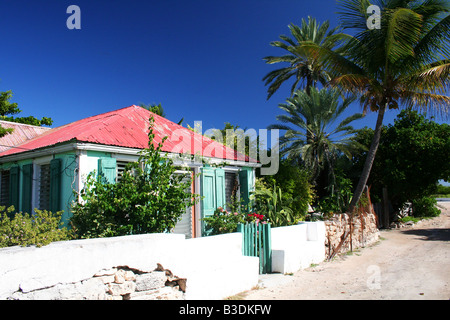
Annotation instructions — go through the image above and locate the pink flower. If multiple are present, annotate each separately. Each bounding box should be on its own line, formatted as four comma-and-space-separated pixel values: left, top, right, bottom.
233, 212, 238, 216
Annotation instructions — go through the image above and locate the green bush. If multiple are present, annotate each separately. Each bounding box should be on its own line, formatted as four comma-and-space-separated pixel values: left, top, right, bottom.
70, 116, 200, 239
257, 159, 314, 222
251, 179, 297, 227
0, 206, 72, 248
316, 171, 353, 217
202, 207, 267, 235
412, 196, 441, 218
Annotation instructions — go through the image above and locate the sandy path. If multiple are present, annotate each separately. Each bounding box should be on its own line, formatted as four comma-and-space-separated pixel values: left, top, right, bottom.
243, 201, 450, 300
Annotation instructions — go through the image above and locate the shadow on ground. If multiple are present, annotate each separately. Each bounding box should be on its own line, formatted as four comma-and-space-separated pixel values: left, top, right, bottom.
401, 228, 450, 242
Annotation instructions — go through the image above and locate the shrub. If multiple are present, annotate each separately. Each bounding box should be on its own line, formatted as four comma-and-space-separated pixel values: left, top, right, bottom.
202, 207, 267, 235
0, 206, 72, 248
251, 179, 297, 227
316, 171, 353, 217
70, 116, 201, 239
412, 196, 441, 218
259, 159, 314, 220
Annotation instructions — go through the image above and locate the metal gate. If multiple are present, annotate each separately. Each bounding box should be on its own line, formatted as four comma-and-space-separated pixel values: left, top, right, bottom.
237, 222, 272, 274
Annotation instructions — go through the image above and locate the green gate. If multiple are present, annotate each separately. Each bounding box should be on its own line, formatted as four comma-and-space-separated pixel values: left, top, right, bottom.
237, 222, 272, 274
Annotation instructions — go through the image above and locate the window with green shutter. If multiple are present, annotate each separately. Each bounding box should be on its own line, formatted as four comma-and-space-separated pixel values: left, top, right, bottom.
39, 164, 51, 211
0, 170, 10, 208
49, 158, 61, 213
98, 157, 117, 184
9, 166, 20, 211
21, 164, 33, 214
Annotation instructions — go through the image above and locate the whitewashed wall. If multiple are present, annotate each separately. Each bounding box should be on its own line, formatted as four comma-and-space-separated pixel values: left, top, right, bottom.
0, 221, 327, 300
0, 232, 258, 300
271, 222, 326, 274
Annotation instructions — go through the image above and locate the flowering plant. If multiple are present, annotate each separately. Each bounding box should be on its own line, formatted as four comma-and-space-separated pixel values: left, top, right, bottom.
202, 207, 244, 235
202, 207, 268, 235
246, 213, 266, 225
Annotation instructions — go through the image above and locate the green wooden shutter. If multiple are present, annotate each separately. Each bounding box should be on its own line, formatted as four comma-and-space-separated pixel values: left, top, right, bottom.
215, 168, 225, 209
9, 165, 20, 211
49, 158, 61, 213
201, 168, 216, 218
21, 164, 33, 214
239, 168, 254, 212
98, 158, 117, 184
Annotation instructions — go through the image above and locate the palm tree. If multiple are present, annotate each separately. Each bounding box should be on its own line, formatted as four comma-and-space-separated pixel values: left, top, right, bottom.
304, 0, 449, 212
138, 103, 184, 125
268, 87, 365, 192
263, 16, 350, 100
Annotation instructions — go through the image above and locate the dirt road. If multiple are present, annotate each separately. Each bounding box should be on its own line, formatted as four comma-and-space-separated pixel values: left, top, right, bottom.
243, 201, 450, 300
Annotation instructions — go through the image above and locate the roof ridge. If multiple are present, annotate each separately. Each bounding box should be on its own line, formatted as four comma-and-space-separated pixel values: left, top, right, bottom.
0, 120, 52, 129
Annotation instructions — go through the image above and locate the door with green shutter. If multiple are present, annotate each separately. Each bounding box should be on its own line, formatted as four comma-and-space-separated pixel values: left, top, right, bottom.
201, 168, 216, 220
215, 168, 225, 209
201, 167, 227, 235
239, 167, 254, 212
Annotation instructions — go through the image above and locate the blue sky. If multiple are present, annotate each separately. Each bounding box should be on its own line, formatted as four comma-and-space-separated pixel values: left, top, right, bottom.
0, 0, 446, 135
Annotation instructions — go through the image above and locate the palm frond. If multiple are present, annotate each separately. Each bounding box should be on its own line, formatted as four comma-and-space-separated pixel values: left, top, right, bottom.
385, 8, 423, 63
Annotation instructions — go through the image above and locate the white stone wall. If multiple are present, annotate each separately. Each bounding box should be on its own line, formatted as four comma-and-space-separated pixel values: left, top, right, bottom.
0, 221, 335, 300
271, 222, 326, 274
0, 232, 259, 300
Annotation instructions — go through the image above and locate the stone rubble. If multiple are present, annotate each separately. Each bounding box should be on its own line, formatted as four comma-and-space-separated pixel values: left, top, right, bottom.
8, 264, 186, 300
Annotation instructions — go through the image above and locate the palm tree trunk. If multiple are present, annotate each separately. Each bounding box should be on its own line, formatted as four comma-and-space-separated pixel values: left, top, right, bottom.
348, 104, 387, 213
305, 75, 313, 145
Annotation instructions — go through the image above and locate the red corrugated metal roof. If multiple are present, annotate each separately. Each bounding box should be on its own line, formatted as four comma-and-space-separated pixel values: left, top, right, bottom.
0, 121, 51, 152
0, 105, 252, 162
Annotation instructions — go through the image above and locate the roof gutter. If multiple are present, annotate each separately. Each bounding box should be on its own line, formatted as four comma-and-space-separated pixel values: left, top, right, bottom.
0, 141, 261, 168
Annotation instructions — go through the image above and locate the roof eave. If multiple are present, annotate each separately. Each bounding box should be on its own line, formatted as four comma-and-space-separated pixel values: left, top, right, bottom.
0, 141, 261, 168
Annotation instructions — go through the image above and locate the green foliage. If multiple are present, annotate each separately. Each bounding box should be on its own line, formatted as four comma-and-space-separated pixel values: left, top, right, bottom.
202, 207, 243, 235
258, 159, 314, 220
251, 179, 297, 227
316, 170, 353, 216
263, 16, 348, 99
269, 87, 365, 183
0, 90, 53, 137
411, 196, 441, 218
432, 184, 450, 197
70, 116, 200, 239
0, 207, 72, 248
350, 110, 450, 211
202, 207, 267, 236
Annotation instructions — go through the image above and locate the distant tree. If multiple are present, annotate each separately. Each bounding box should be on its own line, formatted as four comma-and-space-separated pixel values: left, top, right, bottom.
351, 110, 450, 215
268, 87, 365, 188
336, 109, 450, 218
138, 103, 166, 117
0, 90, 53, 137
138, 103, 184, 125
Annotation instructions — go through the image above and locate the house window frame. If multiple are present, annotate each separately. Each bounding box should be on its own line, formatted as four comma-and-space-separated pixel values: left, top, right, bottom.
32, 155, 53, 213
0, 168, 11, 208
